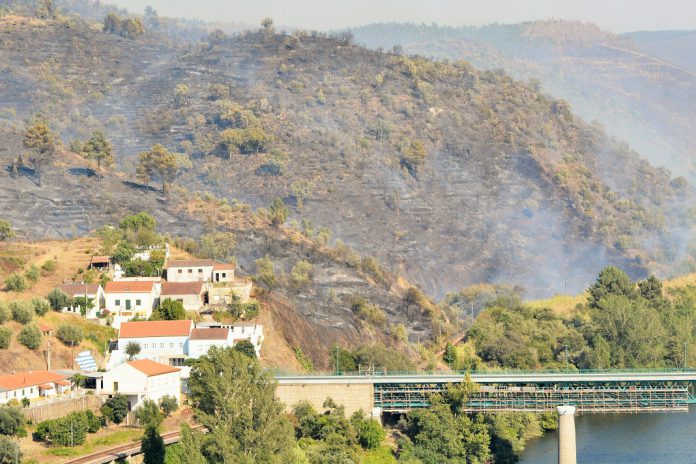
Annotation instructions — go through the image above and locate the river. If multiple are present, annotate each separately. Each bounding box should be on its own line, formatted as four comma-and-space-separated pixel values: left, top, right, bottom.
519, 406, 696, 463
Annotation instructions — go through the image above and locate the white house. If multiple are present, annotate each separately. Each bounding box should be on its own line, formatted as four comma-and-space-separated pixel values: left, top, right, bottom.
0, 371, 71, 404
56, 283, 105, 319
104, 280, 159, 329
196, 322, 264, 357
109, 320, 194, 369
187, 328, 234, 358
99, 359, 180, 410
166, 259, 216, 283
212, 263, 235, 283
161, 282, 205, 312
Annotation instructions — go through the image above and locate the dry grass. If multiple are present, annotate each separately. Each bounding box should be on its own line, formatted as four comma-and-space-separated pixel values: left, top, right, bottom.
0, 237, 102, 302
527, 293, 586, 315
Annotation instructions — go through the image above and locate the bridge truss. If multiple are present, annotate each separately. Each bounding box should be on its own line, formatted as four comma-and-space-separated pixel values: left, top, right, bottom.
374, 381, 692, 414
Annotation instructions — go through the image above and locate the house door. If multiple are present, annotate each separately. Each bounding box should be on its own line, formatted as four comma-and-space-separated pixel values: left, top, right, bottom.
125, 300, 131, 310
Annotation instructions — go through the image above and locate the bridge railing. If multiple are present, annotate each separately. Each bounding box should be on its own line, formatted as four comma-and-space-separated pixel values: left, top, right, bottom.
272, 367, 696, 377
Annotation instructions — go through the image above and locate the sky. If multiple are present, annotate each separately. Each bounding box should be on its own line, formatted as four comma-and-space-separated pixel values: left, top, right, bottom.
107, 0, 696, 33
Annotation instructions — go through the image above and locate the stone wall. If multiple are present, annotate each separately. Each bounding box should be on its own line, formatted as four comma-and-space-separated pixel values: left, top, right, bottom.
276, 383, 374, 416
24, 394, 103, 423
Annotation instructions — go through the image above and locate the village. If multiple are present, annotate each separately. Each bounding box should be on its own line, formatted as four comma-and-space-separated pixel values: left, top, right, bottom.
0, 238, 264, 418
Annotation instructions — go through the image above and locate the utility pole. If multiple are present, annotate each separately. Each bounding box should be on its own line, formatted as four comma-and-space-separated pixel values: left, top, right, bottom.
46, 340, 51, 371
564, 345, 569, 372
335, 345, 339, 375
685, 342, 689, 369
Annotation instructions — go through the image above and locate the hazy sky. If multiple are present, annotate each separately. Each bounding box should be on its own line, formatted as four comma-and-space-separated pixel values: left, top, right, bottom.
107, 0, 696, 32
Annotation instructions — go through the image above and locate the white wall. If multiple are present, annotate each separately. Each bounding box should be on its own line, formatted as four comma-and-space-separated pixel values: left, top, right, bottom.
187, 337, 233, 358
118, 336, 189, 358
162, 294, 203, 312
168, 266, 214, 283
105, 289, 157, 325
100, 365, 180, 410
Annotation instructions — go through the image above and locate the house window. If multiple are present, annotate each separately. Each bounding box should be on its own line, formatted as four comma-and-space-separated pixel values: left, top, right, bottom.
178, 269, 182, 274
143, 343, 148, 349
222, 272, 226, 278
169, 343, 174, 348
160, 343, 164, 349
179, 342, 183, 348
115, 299, 121, 306
136, 299, 142, 306
188, 269, 193, 274
198, 269, 203, 273
113, 382, 119, 392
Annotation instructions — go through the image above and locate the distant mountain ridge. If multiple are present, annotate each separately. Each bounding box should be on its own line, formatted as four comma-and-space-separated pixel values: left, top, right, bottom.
351, 20, 696, 183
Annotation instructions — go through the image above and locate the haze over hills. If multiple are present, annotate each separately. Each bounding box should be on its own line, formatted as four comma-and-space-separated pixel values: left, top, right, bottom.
351, 20, 696, 183
1, 4, 695, 301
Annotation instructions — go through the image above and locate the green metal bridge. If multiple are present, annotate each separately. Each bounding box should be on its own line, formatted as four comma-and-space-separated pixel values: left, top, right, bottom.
275, 369, 696, 414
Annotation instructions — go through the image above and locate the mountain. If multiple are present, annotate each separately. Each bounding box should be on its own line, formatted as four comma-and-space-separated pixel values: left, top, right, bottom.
0, 10, 694, 301
351, 20, 696, 183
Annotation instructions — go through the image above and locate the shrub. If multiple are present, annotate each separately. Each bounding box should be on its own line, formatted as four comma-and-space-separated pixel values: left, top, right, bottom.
0, 302, 9, 324
31, 298, 50, 316
0, 436, 21, 464
233, 340, 257, 358
0, 405, 25, 436
84, 410, 103, 433
290, 260, 313, 288
38, 412, 88, 446
159, 395, 178, 417
56, 325, 83, 346
25, 265, 39, 283
18, 325, 41, 350
0, 328, 11, 349
357, 418, 386, 450
351, 298, 387, 329
40, 260, 57, 275
47, 288, 71, 311
4, 273, 27, 292
11, 301, 34, 324
101, 395, 128, 424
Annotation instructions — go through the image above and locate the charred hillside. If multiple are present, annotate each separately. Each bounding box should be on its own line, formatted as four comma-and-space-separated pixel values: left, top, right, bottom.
0, 15, 693, 298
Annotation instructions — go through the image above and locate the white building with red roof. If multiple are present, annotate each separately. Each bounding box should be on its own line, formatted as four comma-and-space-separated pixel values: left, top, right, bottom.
166, 259, 236, 283
187, 328, 234, 358
0, 370, 72, 404
108, 320, 193, 369
104, 280, 158, 328
99, 359, 180, 410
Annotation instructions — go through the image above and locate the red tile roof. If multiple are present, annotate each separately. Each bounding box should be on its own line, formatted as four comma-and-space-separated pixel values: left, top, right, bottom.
104, 281, 154, 293
189, 328, 229, 340
161, 281, 204, 296
58, 283, 101, 296
213, 263, 235, 271
90, 256, 111, 264
128, 359, 180, 376
0, 371, 69, 391
119, 320, 193, 338
54, 380, 71, 386
167, 259, 214, 268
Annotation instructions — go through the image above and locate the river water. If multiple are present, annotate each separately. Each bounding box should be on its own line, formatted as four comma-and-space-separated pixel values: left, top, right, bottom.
519, 406, 696, 463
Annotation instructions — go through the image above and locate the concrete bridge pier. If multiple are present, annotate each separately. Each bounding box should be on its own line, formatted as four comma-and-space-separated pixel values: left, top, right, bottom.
557, 405, 577, 464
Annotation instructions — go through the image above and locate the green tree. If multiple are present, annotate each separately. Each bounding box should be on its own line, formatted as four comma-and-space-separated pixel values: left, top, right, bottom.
587, 266, 636, 309
23, 120, 56, 186
0, 435, 21, 464
255, 256, 278, 292
356, 418, 385, 450
443, 343, 458, 368
103, 13, 120, 33
269, 198, 288, 226
18, 325, 41, 350
135, 400, 163, 429
24, 265, 39, 284
290, 260, 313, 288
82, 130, 114, 180
125, 341, 141, 360
47, 288, 71, 311
43, 412, 88, 446
102, 395, 129, 424
31, 297, 50, 316
120, 212, 157, 232
56, 325, 83, 346
0, 303, 8, 324
152, 299, 186, 321
11, 301, 34, 324
0, 328, 10, 350
174, 424, 206, 464
159, 395, 178, 417
233, 340, 257, 358
0, 405, 25, 436
142, 425, 165, 464
186, 347, 295, 463
638, 275, 670, 311
4, 274, 27, 292
290, 180, 315, 209
198, 231, 236, 261
0, 221, 14, 242
137, 145, 190, 195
